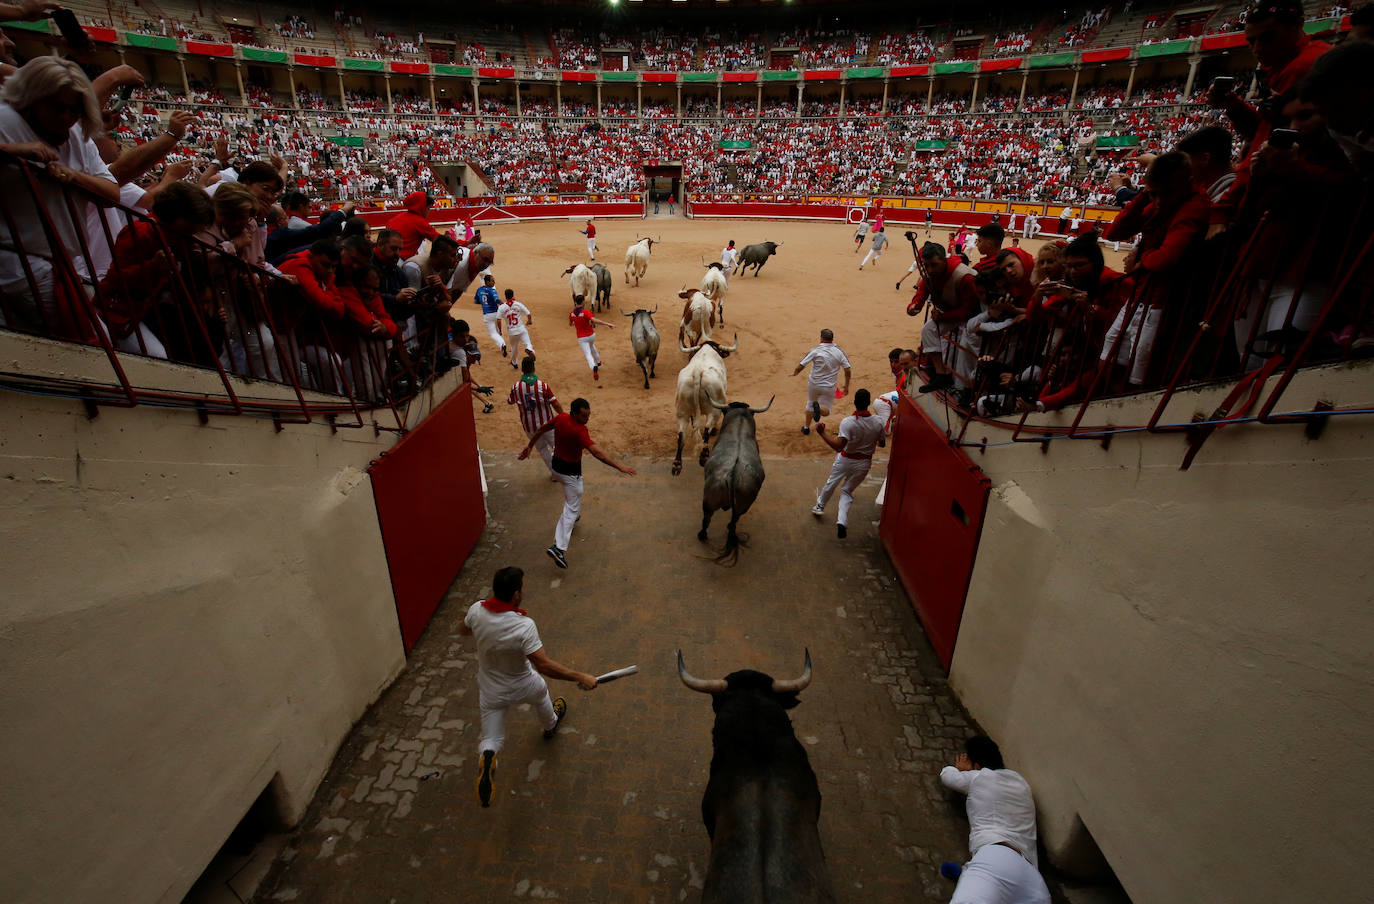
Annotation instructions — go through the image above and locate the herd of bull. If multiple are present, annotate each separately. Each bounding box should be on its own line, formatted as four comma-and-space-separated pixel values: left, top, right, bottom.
559, 236, 785, 563
556, 235, 837, 902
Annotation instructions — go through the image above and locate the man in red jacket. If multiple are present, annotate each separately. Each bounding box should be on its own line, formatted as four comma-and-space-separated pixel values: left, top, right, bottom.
279, 239, 350, 391
387, 190, 440, 258
1100, 152, 1210, 387
1206, 0, 1329, 239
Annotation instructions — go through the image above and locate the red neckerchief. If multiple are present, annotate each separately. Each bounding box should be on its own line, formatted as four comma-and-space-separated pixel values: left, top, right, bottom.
481, 597, 527, 616
854, 410, 872, 417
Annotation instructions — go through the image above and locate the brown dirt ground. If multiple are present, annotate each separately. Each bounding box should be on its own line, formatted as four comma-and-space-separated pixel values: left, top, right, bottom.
463, 217, 1126, 466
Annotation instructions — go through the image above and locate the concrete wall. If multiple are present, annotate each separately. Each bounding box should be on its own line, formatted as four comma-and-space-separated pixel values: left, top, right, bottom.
932, 362, 1374, 904
0, 334, 415, 903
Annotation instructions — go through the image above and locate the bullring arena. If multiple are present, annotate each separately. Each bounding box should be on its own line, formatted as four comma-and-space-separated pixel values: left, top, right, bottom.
460, 217, 1121, 461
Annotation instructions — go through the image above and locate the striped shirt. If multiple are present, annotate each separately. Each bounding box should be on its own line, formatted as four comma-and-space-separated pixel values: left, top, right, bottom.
509, 378, 559, 435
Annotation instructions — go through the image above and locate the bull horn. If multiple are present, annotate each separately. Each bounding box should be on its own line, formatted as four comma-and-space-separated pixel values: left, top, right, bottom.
620, 307, 632, 317
677, 650, 727, 694
770, 649, 812, 694
650, 305, 658, 314
721, 332, 739, 353
700, 255, 709, 268
679, 339, 695, 353
749, 394, 775, 415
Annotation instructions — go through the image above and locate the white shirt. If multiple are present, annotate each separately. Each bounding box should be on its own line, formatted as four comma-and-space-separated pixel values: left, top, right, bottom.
0, 108, 116, 283
873, 391, 900, 435
800, 342, 851, 387
721, 246, 738, 268
940, 767, 1040, 866
464, 601, 543, 698
837, 411, 885, 458
498, 300, 531, 333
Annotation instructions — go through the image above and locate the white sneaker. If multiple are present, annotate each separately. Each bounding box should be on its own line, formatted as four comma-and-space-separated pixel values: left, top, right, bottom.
811, 504, 825, 516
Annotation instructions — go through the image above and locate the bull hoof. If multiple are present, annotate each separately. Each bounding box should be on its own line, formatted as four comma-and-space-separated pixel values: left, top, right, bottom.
642, 382, 650, 390
672, 461, 682, 476
698, 450, 710, 466
697, 530, 709, 542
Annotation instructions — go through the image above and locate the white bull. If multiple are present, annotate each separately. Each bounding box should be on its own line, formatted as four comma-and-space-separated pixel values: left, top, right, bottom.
672, 334, 737, 476
699, 260, 729, 325
563, 263, 596, 304
624, 235, 659, 287
678, 287, 716, 347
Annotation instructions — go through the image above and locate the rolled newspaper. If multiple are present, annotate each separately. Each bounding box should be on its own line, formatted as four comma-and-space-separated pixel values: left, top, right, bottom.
595, 665, 639, 684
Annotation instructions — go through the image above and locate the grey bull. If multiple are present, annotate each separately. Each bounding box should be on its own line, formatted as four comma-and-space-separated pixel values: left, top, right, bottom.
620, 306, 660, 389
738, 241, 782, 277
699, 394, 773, 564
591, 262, 613, 312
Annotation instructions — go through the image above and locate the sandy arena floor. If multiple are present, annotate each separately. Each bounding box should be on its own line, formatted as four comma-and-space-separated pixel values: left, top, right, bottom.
462, 216, 1123, 464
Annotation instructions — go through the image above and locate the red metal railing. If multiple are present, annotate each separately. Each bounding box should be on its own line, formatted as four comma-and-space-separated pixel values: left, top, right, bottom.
0, 150, 451, 432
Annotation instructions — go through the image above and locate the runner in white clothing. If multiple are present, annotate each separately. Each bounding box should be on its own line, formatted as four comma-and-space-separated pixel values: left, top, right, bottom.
791, 329, 852, 434
720, 240, 739, 278
497, 289, 535, 366
508, 356, 563, 478
811, 389, 886, 539
459, 566, 597, 808
938, 735, 1051, 904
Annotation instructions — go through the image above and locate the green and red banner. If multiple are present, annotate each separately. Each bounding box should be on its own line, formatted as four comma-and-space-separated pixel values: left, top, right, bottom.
562, 70, 596, 82
643, 71, 677, 83
889, 65, 930, 77
723, 71, 756, 83
804, 69, 842, 80
980, 58, 1022, 71
85, 25, 118, 43
1200, 32, 1247, 50
1029, 52, 1076, 68
242, 47, 289, 63
478, 66, 514, 78
433, 64, 472, 77
390, 61, 429, 75
294, 53, 335, 67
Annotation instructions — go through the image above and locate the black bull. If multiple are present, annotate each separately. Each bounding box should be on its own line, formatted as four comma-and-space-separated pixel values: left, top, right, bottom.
738, 241, 782, 276
678, 650, 836, 904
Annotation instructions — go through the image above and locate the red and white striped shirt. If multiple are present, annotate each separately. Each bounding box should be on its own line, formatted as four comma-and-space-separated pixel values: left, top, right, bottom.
508, 378, 559, 435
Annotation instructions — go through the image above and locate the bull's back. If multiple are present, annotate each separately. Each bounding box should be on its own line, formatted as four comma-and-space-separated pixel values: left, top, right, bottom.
702, 434, 764, 514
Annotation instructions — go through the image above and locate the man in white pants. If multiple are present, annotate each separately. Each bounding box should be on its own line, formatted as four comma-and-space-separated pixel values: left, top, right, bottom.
473, 273, 506, 356
508, 355, 562, 479
811, 389, 885, 539
568, 295, 615, 382
520, 398, 636, 570
792, 328, 852, 434
859, 227, 889, 270
939, 735, 1051, 904
459, 566, 598, 807
721, 240, 739, 277
498, 288, 535, 366
580, 218, 597, 259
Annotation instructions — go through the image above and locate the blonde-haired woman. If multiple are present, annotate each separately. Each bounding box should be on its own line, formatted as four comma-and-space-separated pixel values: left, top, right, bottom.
197, 181, 283, 381
0, 56, 119, 338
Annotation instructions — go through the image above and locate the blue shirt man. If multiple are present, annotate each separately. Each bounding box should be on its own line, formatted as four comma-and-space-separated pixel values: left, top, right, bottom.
475, 282, 501, 315
473, 274, 507, 355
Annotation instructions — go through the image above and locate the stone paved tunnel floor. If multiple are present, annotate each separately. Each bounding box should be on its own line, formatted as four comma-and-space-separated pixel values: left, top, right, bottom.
255, 451, 982, 903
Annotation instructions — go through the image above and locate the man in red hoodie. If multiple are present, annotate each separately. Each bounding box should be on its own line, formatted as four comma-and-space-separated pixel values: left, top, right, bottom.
279, 239, 350, 392
1206, 0, 1329, 239
388, 190, 440, 258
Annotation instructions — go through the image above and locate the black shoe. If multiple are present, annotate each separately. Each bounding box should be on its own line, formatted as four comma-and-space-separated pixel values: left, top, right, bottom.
895, 281, 902, 290
476, 750, 495, 807
546, 545, 568, 569
918, 373, 954, 393
544, 697, 567, 739
801, 425, 810, 435
811, 401, 822, 421
837, 524, 847, 539
501, 345, 508, 357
